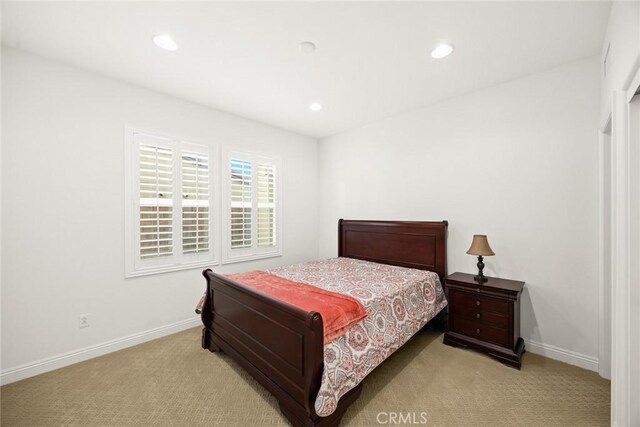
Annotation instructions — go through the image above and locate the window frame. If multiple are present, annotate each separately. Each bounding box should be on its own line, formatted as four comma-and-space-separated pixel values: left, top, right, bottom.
124, 126, 219, 278
222, 149, 282, 264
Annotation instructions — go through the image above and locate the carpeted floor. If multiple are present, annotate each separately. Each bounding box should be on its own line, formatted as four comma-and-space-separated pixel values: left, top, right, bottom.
1, 328, 610, 426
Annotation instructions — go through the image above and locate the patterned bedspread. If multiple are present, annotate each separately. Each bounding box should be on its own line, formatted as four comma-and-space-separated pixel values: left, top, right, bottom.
268, 257, 447, 417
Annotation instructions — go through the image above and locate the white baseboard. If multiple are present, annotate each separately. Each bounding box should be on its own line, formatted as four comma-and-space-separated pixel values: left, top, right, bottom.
0, 317, 201, 386
524, 338, 599, 372
1, 320, 600, 386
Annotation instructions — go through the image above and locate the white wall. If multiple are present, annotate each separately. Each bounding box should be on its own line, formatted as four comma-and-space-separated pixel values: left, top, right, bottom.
318, 57, 601, 368
1, 48, 319, 382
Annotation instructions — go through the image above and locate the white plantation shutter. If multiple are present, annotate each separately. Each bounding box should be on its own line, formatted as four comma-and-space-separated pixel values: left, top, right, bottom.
126, 128, 216, 277
139, 143, 174, 259
230, 159, 252, 249
182, 151, 210, 254
256, 163, 276, 247
223, 152, 281, 263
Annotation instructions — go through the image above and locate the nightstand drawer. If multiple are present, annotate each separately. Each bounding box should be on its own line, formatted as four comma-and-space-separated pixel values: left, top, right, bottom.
450, 290, 509, 314
451, 305, 510, 328
450, 316, 510, 348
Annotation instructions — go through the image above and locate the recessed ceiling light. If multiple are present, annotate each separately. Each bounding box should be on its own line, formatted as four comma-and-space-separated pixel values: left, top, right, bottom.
309, 102, 323, 111
299, 41, 316, 54
430, 43, 454, 59
153, 34, 178, 51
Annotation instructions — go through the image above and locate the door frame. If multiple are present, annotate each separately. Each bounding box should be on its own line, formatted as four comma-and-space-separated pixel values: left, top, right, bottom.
597, 124, 612, 381
603, 65, 640, 426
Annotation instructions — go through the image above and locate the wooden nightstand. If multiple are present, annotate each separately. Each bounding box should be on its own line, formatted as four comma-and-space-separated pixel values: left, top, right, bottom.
443, 272, 525, 369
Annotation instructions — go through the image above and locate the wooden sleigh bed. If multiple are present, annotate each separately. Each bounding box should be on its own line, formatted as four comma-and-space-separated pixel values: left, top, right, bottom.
201, 219, 448, 426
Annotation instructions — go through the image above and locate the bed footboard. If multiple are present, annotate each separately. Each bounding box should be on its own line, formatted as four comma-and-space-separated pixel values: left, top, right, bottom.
201, 269, 356, 426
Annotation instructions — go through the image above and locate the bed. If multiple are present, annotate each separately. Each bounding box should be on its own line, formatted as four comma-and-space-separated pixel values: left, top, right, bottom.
200, 219, 448, 426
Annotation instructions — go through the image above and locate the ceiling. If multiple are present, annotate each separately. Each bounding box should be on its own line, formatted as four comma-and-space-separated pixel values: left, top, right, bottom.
2, 2, 611, 139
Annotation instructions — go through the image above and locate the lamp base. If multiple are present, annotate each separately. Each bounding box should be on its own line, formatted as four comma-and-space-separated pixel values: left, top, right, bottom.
475, 255, 487, 283
474, 275, 488, 283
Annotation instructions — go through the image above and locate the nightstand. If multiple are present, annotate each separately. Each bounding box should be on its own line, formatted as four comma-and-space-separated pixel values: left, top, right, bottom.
443, 272, 525, 369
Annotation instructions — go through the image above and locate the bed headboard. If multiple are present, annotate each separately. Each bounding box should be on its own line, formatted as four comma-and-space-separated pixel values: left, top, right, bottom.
338, 219, 448, 281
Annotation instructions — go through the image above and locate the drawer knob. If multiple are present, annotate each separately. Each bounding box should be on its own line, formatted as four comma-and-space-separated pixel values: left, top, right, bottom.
476, 300, 481, 306
476, 328, 481, 334
476, 288, 480, 293
476, 313, 481, 319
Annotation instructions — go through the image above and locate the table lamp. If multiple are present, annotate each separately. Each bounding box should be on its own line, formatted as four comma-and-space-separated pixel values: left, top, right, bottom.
467, 235, 494, 283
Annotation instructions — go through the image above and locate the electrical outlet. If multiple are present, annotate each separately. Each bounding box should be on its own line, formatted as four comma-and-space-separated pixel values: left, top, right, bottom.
78, 314, 90, 329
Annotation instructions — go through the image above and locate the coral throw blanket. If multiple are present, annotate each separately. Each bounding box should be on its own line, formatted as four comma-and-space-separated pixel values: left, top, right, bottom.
226, 270, 367, 344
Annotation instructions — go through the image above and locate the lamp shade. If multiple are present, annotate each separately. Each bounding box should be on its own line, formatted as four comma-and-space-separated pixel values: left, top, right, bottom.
466, 235, 495, 256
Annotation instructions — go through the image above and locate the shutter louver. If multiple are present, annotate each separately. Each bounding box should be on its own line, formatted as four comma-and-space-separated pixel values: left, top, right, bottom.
230, 159, 252, 249
182, 152, 210, 254
257, 163, 276, 246
139, 144, 173, 259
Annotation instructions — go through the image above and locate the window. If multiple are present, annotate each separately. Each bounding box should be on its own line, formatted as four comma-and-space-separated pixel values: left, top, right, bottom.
125, 128, 217, 277
223, 151, 281, 263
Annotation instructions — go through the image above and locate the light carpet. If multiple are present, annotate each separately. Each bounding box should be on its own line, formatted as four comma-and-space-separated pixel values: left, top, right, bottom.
1, 328, 610, 426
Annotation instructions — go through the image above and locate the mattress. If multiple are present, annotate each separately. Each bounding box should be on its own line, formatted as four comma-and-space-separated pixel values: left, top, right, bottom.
267, 257, 447, 417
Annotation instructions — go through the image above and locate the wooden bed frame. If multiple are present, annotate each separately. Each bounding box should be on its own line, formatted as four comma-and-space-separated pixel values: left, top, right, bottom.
201, 219, 448, 426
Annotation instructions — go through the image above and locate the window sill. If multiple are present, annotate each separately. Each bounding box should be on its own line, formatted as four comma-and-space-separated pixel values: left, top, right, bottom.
126, 259, 218, 278
221, 251, 282, 265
